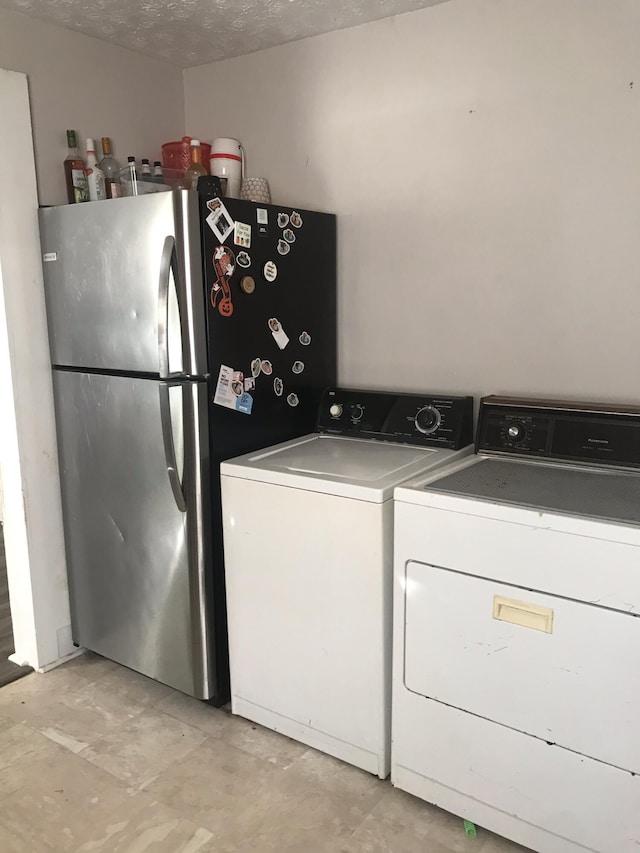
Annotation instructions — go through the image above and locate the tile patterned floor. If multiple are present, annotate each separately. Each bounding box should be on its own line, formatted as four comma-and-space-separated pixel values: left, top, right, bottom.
0, 653, 530, 852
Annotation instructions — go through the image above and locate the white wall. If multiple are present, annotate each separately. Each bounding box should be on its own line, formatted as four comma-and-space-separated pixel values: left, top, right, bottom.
0, 69, 73, 669
0, 7, 185, 206
185, 0, 640, 402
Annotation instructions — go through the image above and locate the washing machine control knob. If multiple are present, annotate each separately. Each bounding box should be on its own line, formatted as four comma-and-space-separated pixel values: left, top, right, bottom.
329, 403, 343, 418
507, 422, 526, 442
415, 405, 441, 435
350, 404, 364, 421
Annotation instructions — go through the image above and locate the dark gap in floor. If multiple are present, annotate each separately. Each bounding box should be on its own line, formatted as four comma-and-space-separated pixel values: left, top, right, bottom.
0, 522, 33, 687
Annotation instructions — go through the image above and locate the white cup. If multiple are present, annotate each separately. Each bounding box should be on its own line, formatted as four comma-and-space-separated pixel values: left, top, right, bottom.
209, 137, 243, 198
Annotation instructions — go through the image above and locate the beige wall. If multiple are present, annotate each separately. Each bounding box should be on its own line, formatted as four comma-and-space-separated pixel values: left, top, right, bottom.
185, 0, 640, 403
0, 7, 185, 206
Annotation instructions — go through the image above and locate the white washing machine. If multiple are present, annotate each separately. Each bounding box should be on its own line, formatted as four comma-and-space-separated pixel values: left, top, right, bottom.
221, 387, 473, 778
392, 395, 640, 853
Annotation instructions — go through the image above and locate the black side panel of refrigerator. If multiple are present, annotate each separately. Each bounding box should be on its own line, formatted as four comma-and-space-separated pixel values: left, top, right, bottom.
198, 188, 337, 706
200, 193, 337, 455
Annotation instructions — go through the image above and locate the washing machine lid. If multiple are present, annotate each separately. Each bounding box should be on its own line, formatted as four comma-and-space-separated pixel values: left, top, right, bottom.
221, 434, 470, 502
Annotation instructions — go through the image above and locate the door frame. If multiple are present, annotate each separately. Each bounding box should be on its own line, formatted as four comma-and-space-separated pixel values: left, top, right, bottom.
0, 67, 74, 670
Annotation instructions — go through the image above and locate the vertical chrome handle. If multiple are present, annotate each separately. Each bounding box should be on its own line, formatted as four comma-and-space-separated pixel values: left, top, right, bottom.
158, 235, 176, 380
159, 381, 186, 512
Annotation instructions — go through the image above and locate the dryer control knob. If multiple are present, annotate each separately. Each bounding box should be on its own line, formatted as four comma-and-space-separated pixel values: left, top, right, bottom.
415, 406, 441, 435
329, 403, 343, 418
507, 422, 527, 442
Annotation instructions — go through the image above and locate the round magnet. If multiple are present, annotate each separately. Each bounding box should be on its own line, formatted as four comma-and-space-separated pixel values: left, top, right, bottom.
263, 260, 278, 282
240, 275, 256, 294
261, 359, 273, 376
290, 211, 303, 228
273, 377, 283, 397
277, 213, 289, 228
251, 357, 262, 377
268, 318, 281, 332
237, 251, 251, 269
287, 393, 299, 407
277, 239, 290, 256
283, 228, 296, 244
299, 331, 311, 346
218, 298, 233, 317
292, 360, 304, 374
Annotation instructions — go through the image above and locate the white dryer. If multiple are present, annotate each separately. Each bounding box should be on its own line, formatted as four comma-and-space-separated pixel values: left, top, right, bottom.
221, 387, 473, 778
392, 395, 640, 853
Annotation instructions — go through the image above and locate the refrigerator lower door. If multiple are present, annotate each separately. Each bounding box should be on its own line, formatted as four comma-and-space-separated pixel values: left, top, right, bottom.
52, 369, 214, 699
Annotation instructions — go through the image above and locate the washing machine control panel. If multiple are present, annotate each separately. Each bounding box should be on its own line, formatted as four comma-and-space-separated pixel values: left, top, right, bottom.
478, 395, 640, 467
317, 388, 474, 449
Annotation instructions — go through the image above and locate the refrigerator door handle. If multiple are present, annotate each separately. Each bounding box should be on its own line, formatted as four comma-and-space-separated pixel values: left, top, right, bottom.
158, 235, 177, 380
159, 381, 187, 512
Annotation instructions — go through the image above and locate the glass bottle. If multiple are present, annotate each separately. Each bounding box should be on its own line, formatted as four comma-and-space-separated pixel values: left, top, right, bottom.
184, 140, 207, 190
63, 129, 89, 204
153, 161, 165, 184
99, 137, 121, 199
141, 158, 153, 182
85, 138, 107, 201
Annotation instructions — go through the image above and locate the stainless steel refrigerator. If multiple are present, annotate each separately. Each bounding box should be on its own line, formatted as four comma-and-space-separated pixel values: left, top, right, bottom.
39, 189, 337, 702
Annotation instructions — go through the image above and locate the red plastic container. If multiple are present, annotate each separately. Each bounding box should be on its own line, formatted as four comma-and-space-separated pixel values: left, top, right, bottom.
161, 136, 211, 174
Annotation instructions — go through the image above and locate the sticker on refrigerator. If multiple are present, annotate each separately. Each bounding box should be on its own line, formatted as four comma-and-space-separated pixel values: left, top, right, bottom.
211, 246, 235, 317
237, 252, 251, 269
299, 331, 312, 346
231, 370, 244, 396
257, 208, 268, 225
43, 252, 57, 262
263, 261, 277, 282
234, 222, 251, 248
244, 377, 255, 392
292, 360, 304, 374
290, 211, 303, 228
277, 239, 290, 256
287, 393, 299, 407
268, 318, 289, 350
273, 377, 284, 397
283, 228, 296, 244
277, 213, 289, 228
214, 365, 253, 415
261, 359, 273, 375
251, 357, 262, 377
206, 198, 234, 243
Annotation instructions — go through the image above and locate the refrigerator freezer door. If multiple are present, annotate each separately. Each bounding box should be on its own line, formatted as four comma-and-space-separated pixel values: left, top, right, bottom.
52, 369, 214, 699
39, 191, 207, 377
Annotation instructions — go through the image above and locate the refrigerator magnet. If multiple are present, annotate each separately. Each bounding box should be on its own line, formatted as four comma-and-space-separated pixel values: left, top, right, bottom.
268, 318, 289, 350
236, 392, 253, 415
292, 360, 304, 374
261, 359, 273, 375
277, 239, 290, 256
299, 331, 312, 346
206, 198, 234, 243
257, 208, 268, 225
211, 246, 235, 317
234, 222, 251, 248
213, 364, 239, 410
263, 261, 278, 282
290, 211, 303, 228
283, 228, 296, 244
251, 357, 262, 377
237, 252, 251, 269
273, 377, 284, 397
277, 213, 289, 228
287, 393, 299, 407
244, 377, 255, 392
240, 275, 255, 294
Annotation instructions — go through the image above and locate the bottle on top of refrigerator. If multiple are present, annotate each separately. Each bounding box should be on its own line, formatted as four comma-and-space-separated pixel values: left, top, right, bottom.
99, 137, 121, 199
153, 161, 164, 184
126, 156, 139, 182
140, 159, 154, 182
85, 139, 107, 201
64, 129, 89, 204
184, 140, 207, 190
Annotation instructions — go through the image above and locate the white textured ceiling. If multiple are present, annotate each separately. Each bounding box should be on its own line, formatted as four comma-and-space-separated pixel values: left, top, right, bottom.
0, 0, 450, 67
